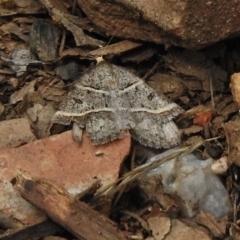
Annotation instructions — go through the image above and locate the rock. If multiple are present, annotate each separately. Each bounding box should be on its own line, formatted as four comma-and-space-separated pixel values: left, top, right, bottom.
76, 0, 240, 49
0, 118, 36, 149
0, 131, 131, 225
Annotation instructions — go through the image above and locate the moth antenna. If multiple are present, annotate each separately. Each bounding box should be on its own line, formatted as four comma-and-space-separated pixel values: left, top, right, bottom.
96, 13, 127, 65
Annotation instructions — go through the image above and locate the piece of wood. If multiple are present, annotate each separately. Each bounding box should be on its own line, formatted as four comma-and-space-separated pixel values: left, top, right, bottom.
16, 174, 124, 240
0, 219, 62, 240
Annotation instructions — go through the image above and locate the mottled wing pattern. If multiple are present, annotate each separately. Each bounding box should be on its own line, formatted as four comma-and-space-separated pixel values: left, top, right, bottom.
52, 61, 183, 148
119, 72, 183, 148
53, 62, 134, 144
52, 82, 108, 127
129, 113, 182, 148
86, 111, 128, 144
110, 64, 140, 90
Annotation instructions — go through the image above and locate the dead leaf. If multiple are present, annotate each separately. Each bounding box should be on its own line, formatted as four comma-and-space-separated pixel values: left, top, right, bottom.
33, 104, 56, 139
29, 19, 61, 62
40, 0, 103, 46
179, 105, 212, 120
10, 79, 36, 104
184, 135, 204, 146
121, 45, 158, 63
0, 22, 29, 42
164, 49, 227, 92
59, 48, 89, 59
165, 219, 211, 240
230, 72, 240, 107
148, 216, 171, 240
0, 0, 43, 16
224, 119, 240, 166
148, 73, 185, 100
182, 125, 203, 135
89, 40, 143, 58
196, 211, 227, 238
220, 102, 238, 117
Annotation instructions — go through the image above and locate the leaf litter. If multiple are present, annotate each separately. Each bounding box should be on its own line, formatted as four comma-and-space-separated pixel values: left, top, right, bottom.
0, 1, 240, 239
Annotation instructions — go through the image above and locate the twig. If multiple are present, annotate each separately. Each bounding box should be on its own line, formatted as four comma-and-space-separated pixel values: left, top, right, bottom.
59, 28, 66, 54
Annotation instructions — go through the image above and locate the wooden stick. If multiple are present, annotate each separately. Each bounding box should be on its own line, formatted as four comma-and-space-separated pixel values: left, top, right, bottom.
0, 219, 62, 240
15, 174, 124, 240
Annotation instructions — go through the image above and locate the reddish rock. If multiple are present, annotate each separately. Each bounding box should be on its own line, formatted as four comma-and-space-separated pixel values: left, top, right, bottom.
0, 118, 36, 149
0, 131, 131, 225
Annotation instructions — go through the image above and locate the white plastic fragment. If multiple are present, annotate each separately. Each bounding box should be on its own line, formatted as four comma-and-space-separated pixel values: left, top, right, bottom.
146, 148, 231, 218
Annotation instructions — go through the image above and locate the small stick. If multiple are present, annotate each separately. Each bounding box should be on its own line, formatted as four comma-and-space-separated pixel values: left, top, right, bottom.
59, 28, 66, 54
16, 174, 124, 240
0, 219, 61, 240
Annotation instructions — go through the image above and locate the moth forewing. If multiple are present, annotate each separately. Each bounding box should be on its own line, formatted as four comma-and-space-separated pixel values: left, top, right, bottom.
53, 60, 183, 148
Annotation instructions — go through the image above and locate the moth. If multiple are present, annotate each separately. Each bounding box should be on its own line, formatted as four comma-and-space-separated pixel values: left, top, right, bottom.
52, 59, 184, 148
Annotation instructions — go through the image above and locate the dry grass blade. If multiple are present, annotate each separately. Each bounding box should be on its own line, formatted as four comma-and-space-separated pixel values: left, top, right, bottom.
95, 138, 219, 198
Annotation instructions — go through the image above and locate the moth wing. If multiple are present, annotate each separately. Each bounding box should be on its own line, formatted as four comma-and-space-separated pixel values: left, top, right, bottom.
130, 113, 181, 148
86, 112, 129, 145
121, 81, 183, 148
52, 84, 108, 125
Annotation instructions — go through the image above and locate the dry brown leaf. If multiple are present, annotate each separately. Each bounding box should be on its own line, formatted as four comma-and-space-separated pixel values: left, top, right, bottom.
182, 125, 203, 135
121, 46, 158, 63
40, 0, 103, 46
89, 40, 143, 58
220, 102, 239, 117
31, 104, 56, 139
164, 49, 227, 92
148, 74, 186, 100
148, 216, 171, 240
29, 19, 61, 62
184, 135, 204, 146
0, 22, 29, 42
59, 48, 89, 59
165, 219, 211, 240
0, 0, 43, 16
230, 72, 240, 107
179, 105, 212, 120
196, 211, 227, 238
224, 119, 240, 167
10, 79, 36, 104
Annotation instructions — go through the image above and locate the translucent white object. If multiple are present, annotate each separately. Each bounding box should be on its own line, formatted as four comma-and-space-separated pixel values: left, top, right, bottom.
147, 148, 231, 218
